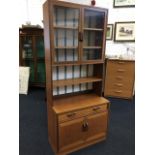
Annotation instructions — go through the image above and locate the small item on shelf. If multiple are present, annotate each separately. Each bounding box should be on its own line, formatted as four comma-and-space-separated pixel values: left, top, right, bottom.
91, 0, 96, 6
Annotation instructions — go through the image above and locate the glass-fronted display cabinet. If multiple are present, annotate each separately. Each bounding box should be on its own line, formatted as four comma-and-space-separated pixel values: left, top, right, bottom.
19, 28, 45, 87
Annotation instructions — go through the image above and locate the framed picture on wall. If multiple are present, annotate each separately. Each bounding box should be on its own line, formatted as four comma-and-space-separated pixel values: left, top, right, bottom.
106, 24, 113, 40
114, 22, 135, 42
113, 0, 135, 8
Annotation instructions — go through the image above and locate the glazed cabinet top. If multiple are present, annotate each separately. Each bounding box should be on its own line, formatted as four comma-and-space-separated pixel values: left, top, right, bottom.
46, 0, 108, 65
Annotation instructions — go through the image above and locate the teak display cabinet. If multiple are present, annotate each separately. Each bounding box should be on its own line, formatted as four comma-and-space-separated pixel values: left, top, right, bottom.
19, 28, 46, 87
43, 0, 110, 154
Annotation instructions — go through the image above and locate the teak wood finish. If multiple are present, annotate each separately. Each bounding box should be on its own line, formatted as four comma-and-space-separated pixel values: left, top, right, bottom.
43, 0, 109, 154
104, 59, 135, 99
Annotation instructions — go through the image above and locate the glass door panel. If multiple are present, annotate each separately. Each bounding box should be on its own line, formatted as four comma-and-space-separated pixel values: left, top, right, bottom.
37, 62, 46, 83
82, 9, 105, 61
22, 36, 33, 59
36, 36, 45, 58
53, 6, 79, 63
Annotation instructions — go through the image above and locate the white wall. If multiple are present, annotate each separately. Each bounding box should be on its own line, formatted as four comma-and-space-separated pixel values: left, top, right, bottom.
19, 0, 135, 56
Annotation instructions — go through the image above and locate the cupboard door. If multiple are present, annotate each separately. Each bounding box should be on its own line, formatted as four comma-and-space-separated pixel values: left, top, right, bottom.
86, 112, 108, 142
59, 117, 85, 151
21, 36, 34, 60
53, 5, 80, 63
82, 9, 105, 61
36, 35, 45, 58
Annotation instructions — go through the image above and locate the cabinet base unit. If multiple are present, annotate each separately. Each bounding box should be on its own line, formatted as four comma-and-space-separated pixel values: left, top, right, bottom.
47, 94, 110, 155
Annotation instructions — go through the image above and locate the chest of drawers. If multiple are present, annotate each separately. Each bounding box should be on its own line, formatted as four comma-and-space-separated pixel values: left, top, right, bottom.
104, 59, 135, 99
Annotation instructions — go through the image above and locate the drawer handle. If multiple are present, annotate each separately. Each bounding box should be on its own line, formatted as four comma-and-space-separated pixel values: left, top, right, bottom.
114, 90, 122, 93
116, 76, 123, 80
67, 112, 76, 117
93, 107, 101, 111
82, 122, 89, 132
117, 69, 125, 72
115, 83, 123, 87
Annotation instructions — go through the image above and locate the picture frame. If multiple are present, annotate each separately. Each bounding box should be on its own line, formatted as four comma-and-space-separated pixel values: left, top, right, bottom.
113, 0, 135, 8
114, 22, 135, 42
106, 24, 113, 40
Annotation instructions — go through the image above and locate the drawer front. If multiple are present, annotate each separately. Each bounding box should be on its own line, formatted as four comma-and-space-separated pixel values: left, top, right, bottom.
58, 104, 107, 123
105, 88, 133, 98
106, 60, 135, 77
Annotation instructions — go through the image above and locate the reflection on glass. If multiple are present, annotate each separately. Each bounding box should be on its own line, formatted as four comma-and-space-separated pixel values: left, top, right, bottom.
84, 31, 103, 46
84, 10, 104, 29
83, 49, 102, 60
37, 62, 46, 82
23, 36, 33, 58
36, 36, 44, 58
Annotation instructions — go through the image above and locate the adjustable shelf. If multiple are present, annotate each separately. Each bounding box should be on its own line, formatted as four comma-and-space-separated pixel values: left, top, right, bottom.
83, 28, 103, 31
83, 46, 102, 49
55, 46, 78, 49
53, 77, 102, 88
54, 25, 78, 29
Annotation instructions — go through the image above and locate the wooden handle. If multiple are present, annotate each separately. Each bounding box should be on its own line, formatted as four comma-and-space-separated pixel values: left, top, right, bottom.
117, 69, 125, 72
116, 76, 123, 80
115, 83, 123, 87
79, 32, 83, 42
114, 90, 122, 93
93, 106, 100, 111
67, 112, 76, 117
82, 122, 89, 132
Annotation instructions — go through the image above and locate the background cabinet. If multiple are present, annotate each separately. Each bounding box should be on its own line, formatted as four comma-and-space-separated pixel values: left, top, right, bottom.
19, 28, 46, 87
43, 1, 109, 154
104, 59, 135, 99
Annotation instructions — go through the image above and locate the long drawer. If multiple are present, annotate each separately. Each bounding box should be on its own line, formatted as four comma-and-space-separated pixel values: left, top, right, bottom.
58, 104, 107, 123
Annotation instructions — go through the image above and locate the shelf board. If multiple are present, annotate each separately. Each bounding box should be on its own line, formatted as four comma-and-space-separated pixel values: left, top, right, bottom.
52, 61, 104, 66
53, 77, 102, 88
83, 28, 103, 31
53, 93, 109, 114
55, 46, 78, 49
83, 46, 102, 49
53, 25, 78, 29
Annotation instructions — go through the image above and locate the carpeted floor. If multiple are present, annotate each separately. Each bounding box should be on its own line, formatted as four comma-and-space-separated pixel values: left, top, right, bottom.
19, 88, 135, 155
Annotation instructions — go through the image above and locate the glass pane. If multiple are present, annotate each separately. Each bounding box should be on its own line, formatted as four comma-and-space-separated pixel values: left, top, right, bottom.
25, 61, 35, 82
37, 62, 46, 83
55, 49, 78, 62
36, 36, 45, 58
83, 31, 103, 46
83, 49, 102, 60
54, 29, 78, 47
53, 6, 79, 27
53, 6, 79, 63
84, 10, 104, 29
22, 36, 33, 58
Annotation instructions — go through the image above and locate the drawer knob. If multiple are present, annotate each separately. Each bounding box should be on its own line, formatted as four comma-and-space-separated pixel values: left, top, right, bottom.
93, 107, 100, 111
114, 90, 122, 93
67, 112, 76, 117
117, 69, 125, 72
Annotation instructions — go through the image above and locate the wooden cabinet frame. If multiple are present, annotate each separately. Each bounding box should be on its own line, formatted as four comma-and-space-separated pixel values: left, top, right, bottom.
43, 1, 109, 155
